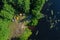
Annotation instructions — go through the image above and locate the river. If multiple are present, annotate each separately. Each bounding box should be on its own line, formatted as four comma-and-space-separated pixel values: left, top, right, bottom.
28, 0, 60, 40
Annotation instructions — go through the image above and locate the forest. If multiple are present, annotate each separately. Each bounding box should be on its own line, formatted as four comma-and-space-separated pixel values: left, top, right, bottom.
0, 0, 45, 40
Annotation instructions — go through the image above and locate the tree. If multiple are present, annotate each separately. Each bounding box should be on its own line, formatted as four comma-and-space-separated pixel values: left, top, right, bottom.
20, 28, 32, 40
28, 0, 45, 26
0, 1, 15, 40
32, 10, 44, 19
0, 19, 11, 40
0, 3, 15, 20
31, 18, 38, 26
0, 0, 45, 40
32, 0, 45, 19
23, 0, 30, 13
17, 0, 23, 5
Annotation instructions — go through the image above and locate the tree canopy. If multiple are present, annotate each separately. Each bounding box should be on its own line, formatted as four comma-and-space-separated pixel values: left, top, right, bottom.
0, 3, 15, 20
0, 19, 11, 40
20, 28, 32, 40
0, 0, 45, 40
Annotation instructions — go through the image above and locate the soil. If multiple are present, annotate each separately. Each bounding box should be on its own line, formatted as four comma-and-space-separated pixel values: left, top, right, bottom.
9, 15, 26, 40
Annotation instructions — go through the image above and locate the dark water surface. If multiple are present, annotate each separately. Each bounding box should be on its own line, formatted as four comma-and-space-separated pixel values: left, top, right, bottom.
28, 0, 60, 40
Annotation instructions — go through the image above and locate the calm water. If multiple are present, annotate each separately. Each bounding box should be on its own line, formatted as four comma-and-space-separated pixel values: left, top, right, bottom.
28, 0, 60, 40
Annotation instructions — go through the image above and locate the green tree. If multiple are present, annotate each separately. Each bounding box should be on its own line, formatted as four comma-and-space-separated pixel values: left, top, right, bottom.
32, 0, 45, 19
18, 0, 23, 5
20, 28, 32, 40
32, 10, 44, 19
0, 1, 15, 40
23, 0, 30, 13
31, 18, 38, 26
28, 0, 45, 26
0, 3, 15, 20
0, 19, 11, 40
0, 0, 45, 40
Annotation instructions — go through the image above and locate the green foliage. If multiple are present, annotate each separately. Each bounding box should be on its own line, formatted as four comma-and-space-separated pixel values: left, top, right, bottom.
0, 0, 45, 40
34, 0, 45, 10
0, 1, 15, 40
2, 0, 7, 3
18, 0, 23, 5
28, 18, 38, 26
0, 3, 14, 20
32, 0, 45, 19
23, 0, 30, 13
0, 19, 11, 40
32, 10, 44, 19
31, 18, 38, 26
28, 0, 45, 26
20, 28, 32, 40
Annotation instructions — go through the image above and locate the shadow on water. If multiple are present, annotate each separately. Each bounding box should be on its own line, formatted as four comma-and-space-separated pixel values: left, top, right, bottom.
28, 17, 50, 40
28, 0, 60, 40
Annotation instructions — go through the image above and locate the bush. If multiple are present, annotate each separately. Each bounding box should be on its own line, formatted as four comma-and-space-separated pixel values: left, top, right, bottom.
20, 28, 32, 40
